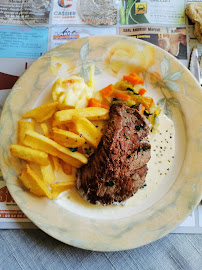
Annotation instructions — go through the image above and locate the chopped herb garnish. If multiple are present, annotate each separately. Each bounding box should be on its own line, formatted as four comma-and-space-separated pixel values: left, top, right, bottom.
142, 146, 151, 151
127, 100, 136, 107
112, 98, 122, 105
140, 183, 147, 189
135, 125, 144, 131
138, 145, 151, 152
84, 148, 92, 156
105, 180, 115, 187
144, 110, 152, 116
126, 88, 139, 95
126, 135, 130, 140
68, 147, 78, 152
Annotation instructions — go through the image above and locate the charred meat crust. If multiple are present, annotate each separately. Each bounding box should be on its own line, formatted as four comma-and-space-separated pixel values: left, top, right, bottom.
76, 103, 151, 205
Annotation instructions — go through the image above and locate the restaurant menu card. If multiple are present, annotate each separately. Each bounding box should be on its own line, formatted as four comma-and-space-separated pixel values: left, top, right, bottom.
0, 0, 201, 233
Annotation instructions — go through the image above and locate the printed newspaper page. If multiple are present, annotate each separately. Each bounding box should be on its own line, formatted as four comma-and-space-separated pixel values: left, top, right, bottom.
119, 0, 185, 25
52, 0, 84, 25
51, 25, 117, 49
0, 25, 48, 58
119, 26, 187, 60
52, 0, 118, 26
0, 0, 50, 25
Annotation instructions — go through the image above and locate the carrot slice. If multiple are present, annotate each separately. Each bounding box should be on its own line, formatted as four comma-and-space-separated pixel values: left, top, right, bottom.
100, 84, 114, 98
101, 104, 110, 110
123, 73, 144, 86
114, 92, 133, 101
88, 98, 101, 108
139, 88, 147, 96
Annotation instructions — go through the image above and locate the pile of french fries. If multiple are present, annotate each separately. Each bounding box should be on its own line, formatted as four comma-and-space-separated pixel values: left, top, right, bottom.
10, 102, 109, 199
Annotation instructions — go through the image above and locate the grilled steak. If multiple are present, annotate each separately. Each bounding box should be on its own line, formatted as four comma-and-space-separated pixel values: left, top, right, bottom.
76, 103, 151, 205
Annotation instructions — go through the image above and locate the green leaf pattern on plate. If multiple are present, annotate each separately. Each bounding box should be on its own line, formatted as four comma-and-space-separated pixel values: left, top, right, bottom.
151, 57, 184, 94
164, 71, 183, 81
161, 56, 170, 78
80, 40, 89, 62
156, 98, 166, 107
165, 81, 180, 92
79, 40, 101, 78
94, 66, 101, 75
157, 97, 181, 119
160, 57, 183, 92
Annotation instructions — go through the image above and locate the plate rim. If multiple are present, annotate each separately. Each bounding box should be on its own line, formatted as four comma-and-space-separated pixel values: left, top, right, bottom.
0, 35, 202, 251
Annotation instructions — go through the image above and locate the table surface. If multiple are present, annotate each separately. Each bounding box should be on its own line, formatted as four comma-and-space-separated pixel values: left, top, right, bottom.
0, 230, 201, 270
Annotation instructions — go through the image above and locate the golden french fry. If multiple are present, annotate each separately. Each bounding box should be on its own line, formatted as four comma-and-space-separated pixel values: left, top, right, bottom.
40, 123, 50, 137
52, 128, 85, 147
57, 124, 67, 130
51, 182, 74, 199
19, 164, 52, 199
91, 120, 107, 133
28, 162, 42, 179
73, 117, 102, 148
23, 130, 88, 168
66, 122, 77, 133
51, 118, 60, 128
18, 120, 35, 145
60, 160, 72, 175
51, 117, 69, 130
10, 145, 49, 166
51, 155, 60, 171
54, 107, 109, 124
22, 102, 58, 123
52, 116, 74, 130
40, 157, 55, 185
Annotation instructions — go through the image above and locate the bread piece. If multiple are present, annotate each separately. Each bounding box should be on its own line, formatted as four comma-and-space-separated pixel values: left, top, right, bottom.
186, 2, 202, 43
186, 3, 202, 25
194, 21, 202, 43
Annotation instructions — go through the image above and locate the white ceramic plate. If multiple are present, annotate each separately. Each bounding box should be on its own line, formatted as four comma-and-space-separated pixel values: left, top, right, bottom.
0, 36, 201, 251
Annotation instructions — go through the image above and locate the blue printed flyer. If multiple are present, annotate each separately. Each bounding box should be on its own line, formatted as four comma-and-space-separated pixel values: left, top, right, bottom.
0, 25, 48, 59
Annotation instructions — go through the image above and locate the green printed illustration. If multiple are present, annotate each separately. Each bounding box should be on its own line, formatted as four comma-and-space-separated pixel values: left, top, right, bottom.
120, 0, 149, 25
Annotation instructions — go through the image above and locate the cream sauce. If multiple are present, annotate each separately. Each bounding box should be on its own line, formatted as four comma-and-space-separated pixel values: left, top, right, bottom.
55, 113, 175, 219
